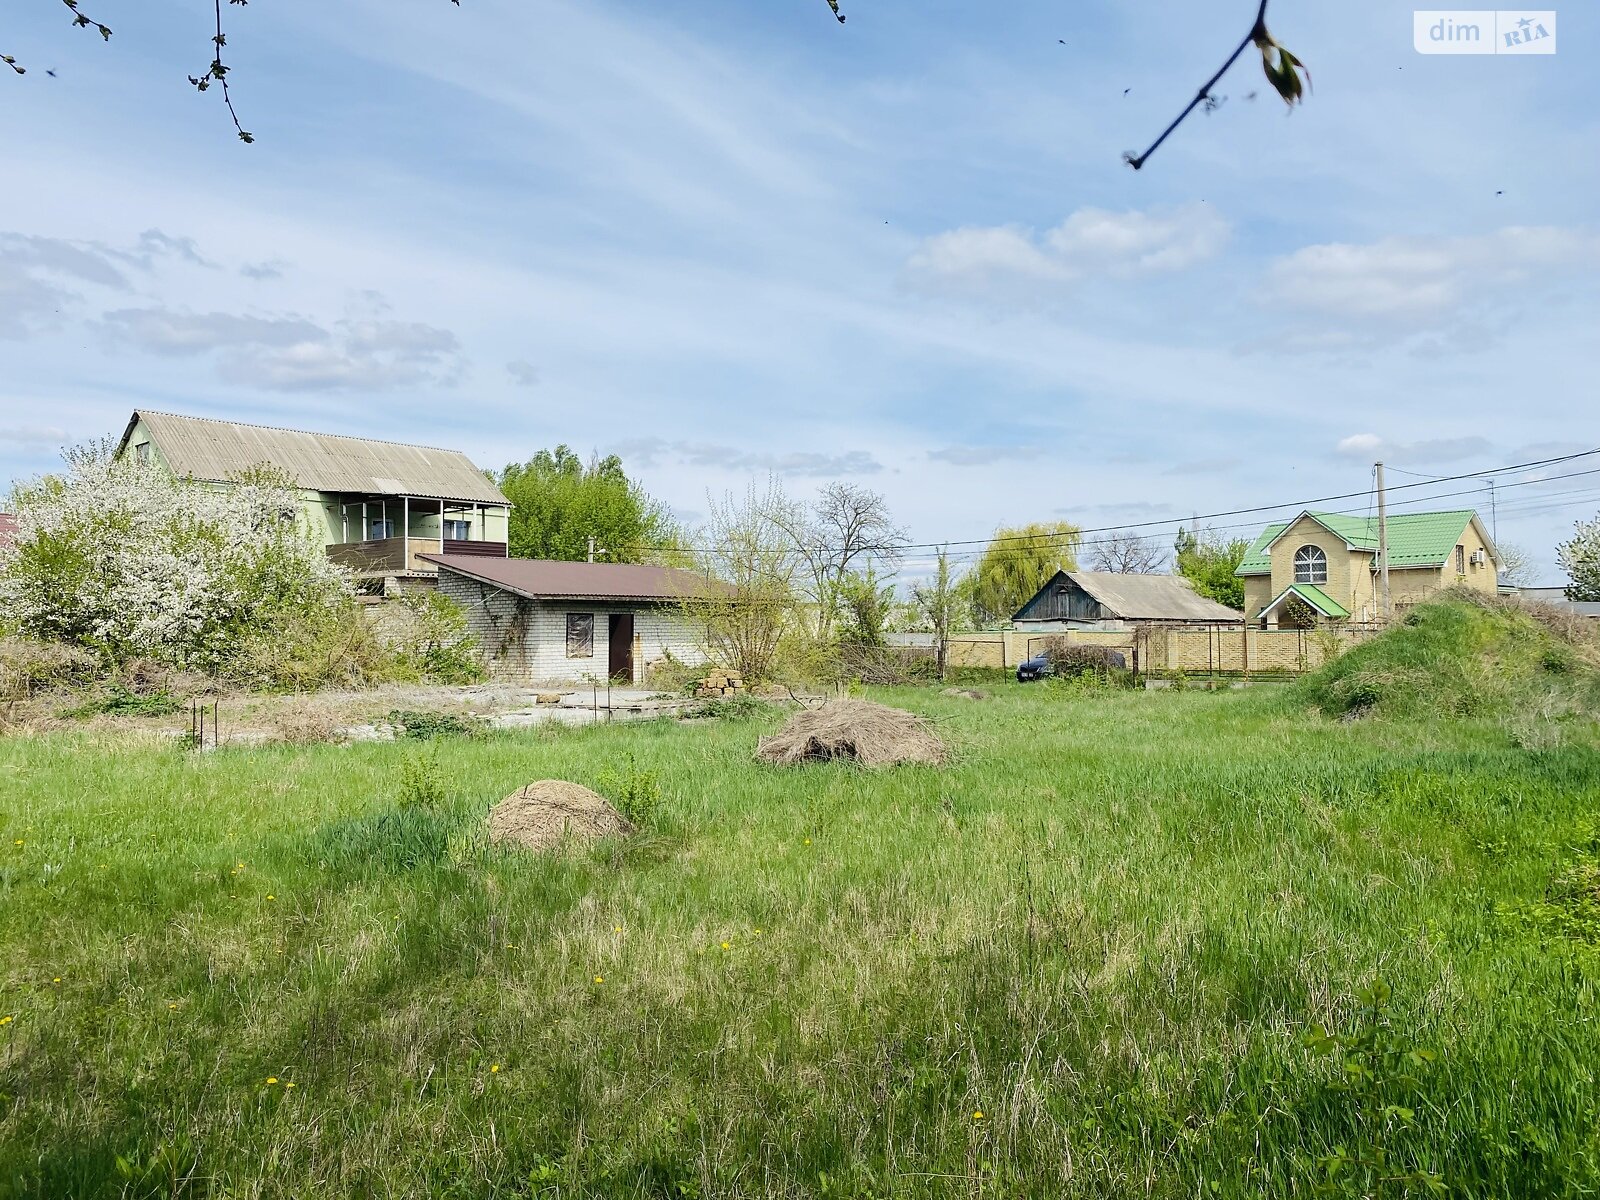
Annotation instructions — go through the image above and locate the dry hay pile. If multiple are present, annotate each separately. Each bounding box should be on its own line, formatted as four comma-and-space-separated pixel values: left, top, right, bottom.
488, 780, 635, 851
756, 699, 946, 767
940, 687, 988, 700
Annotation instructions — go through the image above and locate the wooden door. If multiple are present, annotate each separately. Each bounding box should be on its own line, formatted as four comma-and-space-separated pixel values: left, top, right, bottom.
607, 613, 634, 681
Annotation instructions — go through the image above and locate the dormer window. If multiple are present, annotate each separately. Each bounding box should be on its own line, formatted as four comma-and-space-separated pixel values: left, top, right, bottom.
1294, 545, 1328, 585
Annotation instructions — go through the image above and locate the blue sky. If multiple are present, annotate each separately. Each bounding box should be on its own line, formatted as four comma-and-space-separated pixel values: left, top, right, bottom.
2, 0, 1596, 580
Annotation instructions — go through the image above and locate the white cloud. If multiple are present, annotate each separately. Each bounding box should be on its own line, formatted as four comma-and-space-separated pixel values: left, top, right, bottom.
1334, 433, 1492, 463
904, 203, 1228, 299
927, 445, 1045, 466
0, 425, 71, 450
507, 360, 541, 388
1262, 226, 1600, 351
100, 307, 464, 392
609, 437, 882, 477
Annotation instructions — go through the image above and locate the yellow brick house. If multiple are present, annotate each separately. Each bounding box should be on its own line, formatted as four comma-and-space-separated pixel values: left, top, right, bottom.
1235, 509, 1500, 627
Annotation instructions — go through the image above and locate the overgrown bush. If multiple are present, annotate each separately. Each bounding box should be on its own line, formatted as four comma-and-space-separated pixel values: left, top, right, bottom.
389, 709, 480, 740
379, 590, 485, 685
0, 636, 97, 702
596, 755, 663, 825
1038, 638, 1127, 677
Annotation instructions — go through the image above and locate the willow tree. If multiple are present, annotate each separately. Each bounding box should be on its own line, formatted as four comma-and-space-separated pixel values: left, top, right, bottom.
969, 522, 1081, 626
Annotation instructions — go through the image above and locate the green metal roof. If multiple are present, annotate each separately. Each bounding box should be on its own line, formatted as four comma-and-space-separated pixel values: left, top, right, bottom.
1256, 582, 1350, 620
1234, 509, 1480, 576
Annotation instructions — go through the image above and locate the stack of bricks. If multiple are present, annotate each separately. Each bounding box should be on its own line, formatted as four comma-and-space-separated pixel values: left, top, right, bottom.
696, 670, 746, 698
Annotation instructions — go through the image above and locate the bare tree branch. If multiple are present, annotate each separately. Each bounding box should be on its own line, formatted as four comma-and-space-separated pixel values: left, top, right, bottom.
1125, 0, 1308, 171
188, 0, 253, 143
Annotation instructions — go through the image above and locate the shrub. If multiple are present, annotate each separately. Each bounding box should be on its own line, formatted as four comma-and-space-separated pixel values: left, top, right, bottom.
388, 709, 480, 741
380, 591, 486, 685
398, 747, 448, 811
0, 636, 97, 702
61, 685, 184, 720
1, 446, 352, 673
1038, 638, 1126, 677
228, 599, 401, 691
596, 756, 663, 826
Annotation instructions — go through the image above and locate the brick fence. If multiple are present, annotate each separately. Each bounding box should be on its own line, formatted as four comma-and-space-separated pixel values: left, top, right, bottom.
947, 624, 1381, 675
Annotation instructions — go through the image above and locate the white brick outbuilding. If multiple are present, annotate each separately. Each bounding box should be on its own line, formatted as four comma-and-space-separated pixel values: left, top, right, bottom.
424, 555, 710, 685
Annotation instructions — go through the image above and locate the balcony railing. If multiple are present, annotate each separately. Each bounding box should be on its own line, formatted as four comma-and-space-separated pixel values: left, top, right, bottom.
327, 536, 508, 574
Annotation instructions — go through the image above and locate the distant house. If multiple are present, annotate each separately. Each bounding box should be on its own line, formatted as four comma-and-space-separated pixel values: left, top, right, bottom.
115, 410, 510, 585
426, 555, 712, 684
1518, 586, 1600, 620
1235, 509, 1498, 627
1012, 570, 1242, 629
0, 513, 16, 552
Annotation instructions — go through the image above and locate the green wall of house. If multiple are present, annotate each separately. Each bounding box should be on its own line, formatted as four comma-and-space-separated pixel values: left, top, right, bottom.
120, 415, 510, 549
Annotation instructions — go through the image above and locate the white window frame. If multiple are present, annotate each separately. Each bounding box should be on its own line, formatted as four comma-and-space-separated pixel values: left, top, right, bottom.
1293, 545, 1328, 585
369, 518, 396, 539
443, 518, 471, 540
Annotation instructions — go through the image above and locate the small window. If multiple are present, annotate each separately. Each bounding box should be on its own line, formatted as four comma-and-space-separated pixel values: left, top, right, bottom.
369, 519, 395, 539
1293, 545, 1328, 585
443, 519, 471, 540
1455, 545, 1465, 573
134, 442, 152, 465
566, 613, 594, 658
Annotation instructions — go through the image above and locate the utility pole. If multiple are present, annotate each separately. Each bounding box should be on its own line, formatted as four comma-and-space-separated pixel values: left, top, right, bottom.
1375, 461, 1391, 621
587, 536, 595, 563
1487, 478, 1498, 542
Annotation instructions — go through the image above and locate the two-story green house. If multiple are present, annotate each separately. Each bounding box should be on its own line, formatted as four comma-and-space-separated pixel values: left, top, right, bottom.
116, 410, 510, 583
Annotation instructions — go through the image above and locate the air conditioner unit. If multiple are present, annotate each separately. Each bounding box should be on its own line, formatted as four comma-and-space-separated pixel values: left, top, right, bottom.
1470, 550, 1486, 565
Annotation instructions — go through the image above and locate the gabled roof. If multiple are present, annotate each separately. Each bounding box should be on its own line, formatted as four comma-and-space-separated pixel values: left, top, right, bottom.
117, 410, 509, 506
1014, 570, 1243, 622
1257, 582, 1350, 620
1235, 509, 1487, 576
423, 555, 718, 602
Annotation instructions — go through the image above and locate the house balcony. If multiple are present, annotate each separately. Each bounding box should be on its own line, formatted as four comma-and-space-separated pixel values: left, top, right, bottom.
326, 495, 509, 576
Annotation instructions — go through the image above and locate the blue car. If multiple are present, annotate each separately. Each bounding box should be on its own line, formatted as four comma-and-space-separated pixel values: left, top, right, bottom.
1016, 654, 1053, 682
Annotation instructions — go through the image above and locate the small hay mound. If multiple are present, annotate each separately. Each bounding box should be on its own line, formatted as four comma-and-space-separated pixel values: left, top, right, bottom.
488, 780, 635, 851
756, 699, 946, 767
940, 687, 988, 700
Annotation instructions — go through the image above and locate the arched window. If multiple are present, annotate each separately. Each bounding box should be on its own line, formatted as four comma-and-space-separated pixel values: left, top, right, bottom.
1294, 545, 1328, 585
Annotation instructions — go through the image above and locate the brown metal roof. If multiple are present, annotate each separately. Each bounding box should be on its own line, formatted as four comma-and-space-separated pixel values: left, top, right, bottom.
118, 410, 509, 505
424, 555, 718, 601
0, 513, 16, 551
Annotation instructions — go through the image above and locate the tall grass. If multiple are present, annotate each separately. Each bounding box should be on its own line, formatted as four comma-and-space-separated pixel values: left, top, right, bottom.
2, 684, 1599, 1197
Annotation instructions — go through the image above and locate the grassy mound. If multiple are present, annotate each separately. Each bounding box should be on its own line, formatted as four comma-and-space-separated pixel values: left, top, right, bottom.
1296, 590, 1600, 724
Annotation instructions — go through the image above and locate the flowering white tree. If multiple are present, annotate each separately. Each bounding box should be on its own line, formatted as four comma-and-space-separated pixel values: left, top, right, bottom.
1557, 516, 1600, 602
0, 441, 352, 669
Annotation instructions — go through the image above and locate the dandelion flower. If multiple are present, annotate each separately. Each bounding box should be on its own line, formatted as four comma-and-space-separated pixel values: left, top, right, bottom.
490, 1063, 501, 1073
266, 895, 275, 902
803, 838, 812, 846
265, 1077, 278, 1085
12, 840, 22, 848
0, 1016, 13, 1026
594, 975, 604, 984
720, 941, 731, 951
614, 926, 623, 933
168, 1003, 179, 1010
972, 1110, 984, 1121
285, 1082, 296, 1089
753, 928, 762, 935
52, 977, 61, 984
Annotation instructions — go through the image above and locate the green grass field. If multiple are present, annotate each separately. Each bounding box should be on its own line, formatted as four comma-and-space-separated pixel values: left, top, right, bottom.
4, 677, 1600, 1198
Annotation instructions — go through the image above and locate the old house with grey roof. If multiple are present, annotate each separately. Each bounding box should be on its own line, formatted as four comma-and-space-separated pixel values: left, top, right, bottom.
1012, 570, 1243, 629
116, 410, 509, 588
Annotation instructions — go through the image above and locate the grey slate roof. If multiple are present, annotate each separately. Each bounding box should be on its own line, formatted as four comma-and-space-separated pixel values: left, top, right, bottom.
1015, 570, 1243, 623
423, 555, 719, 601
119, 410, 508, 505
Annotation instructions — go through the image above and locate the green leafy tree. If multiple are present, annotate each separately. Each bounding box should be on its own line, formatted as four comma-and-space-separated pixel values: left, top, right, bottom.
837, 566, 896, 649
494, 447, 683, 564
911, 548, 973, 681
1557, 515, 1600, 601
1173, 528, 1248, 610
970, 522, 1081, 626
